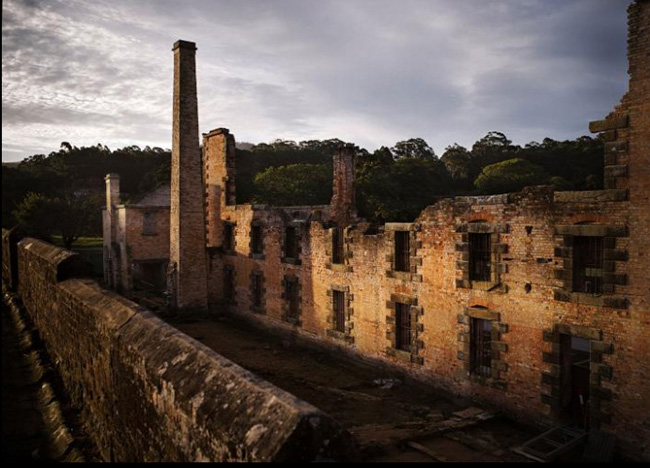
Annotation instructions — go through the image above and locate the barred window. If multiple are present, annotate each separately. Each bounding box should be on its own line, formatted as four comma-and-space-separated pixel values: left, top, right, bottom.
470, 318, 492, 377
573, 236, 604, 294
469, 233, 491, 282
333, 290, 346, 333
395, 302, 412, 352
394, 231, 411, 272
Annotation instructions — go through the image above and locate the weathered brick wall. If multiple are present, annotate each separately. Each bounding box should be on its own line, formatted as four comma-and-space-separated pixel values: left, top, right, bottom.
212, 184, 647, 458
330, 144, 357, 225
9, 237, 351, 462
2, 228, 25, 290
207, 204, 330, 324
124, 207, 170, 260
594, 0, 650, 455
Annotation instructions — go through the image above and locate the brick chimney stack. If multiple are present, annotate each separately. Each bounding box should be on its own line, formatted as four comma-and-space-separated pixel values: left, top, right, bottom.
103, 173, 121, 289
330, 144, 357, 226
169, 40, 208, 312
105, 173, 120, 213
204, 127, 237, 248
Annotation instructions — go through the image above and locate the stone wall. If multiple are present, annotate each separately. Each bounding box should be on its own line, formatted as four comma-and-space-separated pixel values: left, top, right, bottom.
3, 236, 351, 462
124, 206, 170, 261
588, 0, 650, 455
208, 183, 647, 458
2, 228, 14, 288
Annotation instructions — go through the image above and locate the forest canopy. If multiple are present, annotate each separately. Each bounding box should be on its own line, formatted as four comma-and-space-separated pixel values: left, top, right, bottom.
2, 132, 604, 244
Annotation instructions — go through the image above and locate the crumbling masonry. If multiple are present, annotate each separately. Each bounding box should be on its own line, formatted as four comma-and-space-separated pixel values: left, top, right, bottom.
103, 1, 650, 459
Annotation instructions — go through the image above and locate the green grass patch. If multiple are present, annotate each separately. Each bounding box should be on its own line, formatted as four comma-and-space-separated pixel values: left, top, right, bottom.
51, 236, 104, 249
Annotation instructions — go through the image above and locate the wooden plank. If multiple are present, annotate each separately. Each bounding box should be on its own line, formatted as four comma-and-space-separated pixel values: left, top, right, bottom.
406, 441, 447, 462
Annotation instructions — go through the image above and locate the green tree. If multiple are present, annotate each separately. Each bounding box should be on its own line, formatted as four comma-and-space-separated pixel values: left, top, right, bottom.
391, 138, 437, 161
357, 157, 450, 222
253, 164, 332, 206
474, 158, 549, 194
471, 131, 519, 169
441, 143, 474, 190
520, 136, 603, 190
13, 192, 103, 249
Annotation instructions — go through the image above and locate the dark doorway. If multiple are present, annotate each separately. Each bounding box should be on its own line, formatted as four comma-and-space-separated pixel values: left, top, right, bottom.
133, 260, 168, 293
560, 335, 591, 427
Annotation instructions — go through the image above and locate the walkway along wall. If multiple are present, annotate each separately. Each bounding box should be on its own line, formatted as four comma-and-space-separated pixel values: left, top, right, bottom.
1, 231, 352, 462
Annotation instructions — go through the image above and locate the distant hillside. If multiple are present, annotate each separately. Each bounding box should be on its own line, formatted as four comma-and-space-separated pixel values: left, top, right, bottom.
2, 162, 20, 168
236, 142, 254, 151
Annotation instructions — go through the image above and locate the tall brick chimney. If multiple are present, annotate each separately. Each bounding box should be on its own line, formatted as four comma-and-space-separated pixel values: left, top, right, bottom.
105, 173, 120, 211
169, 40, 208, 312
103, 173, 121, 289
330, 144, 357, 226
203, 128, 237, 248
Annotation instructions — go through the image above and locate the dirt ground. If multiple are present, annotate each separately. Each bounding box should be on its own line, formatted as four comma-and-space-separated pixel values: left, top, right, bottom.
173, 315, 539, 462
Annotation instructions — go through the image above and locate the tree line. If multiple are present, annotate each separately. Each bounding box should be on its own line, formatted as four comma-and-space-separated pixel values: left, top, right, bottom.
2, 142, 170, 248
2, 131, 604, 246
245, 132, 603, 222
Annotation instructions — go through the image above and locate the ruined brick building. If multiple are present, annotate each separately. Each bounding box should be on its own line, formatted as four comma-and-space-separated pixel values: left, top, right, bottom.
103, 1, 650, 457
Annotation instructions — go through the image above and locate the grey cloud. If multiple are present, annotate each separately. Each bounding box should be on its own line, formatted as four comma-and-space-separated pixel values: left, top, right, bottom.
2, 0, 632, 162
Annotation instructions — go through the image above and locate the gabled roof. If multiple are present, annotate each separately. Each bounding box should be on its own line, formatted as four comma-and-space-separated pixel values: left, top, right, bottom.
131, 184, 171, 207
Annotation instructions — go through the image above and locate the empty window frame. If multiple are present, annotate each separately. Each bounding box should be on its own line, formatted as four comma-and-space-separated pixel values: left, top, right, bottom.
573, 236, 604, 294
332, 227, 345, 265
333, 290, 346, 333
224, 267, 235, 302
251, 224, 263, 255
469, 233, 491, 282
394, 231, 411, 272
470, 318, 492, 377
251, 273, 263, 308
285, 226, 298, 259
224, 223, 235, 252
395, 302, 412, 352
285, 278, 300, 320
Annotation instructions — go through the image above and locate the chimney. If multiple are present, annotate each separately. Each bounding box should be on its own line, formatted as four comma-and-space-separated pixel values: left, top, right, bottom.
169, 40, 209, 313
204, 127, 237, 248
105, 173, 120, 212
330, 144, 357, 226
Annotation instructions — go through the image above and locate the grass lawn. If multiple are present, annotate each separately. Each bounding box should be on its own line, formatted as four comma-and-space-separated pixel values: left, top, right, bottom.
51, 236, 104, 249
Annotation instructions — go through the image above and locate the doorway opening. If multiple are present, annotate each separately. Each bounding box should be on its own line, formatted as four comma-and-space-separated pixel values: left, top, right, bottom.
560, 335, 591, 428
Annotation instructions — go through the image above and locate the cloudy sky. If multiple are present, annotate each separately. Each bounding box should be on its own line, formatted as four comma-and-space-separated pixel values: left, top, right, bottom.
2, 0, 631, 162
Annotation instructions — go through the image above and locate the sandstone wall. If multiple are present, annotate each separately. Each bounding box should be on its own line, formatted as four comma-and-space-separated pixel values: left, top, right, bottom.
4, 236, 351, 462
124, 206, 170, 261
209, 185, 648, 459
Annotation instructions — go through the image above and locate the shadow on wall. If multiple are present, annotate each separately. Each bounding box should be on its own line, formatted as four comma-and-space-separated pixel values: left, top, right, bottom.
1, 229, 356, 462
